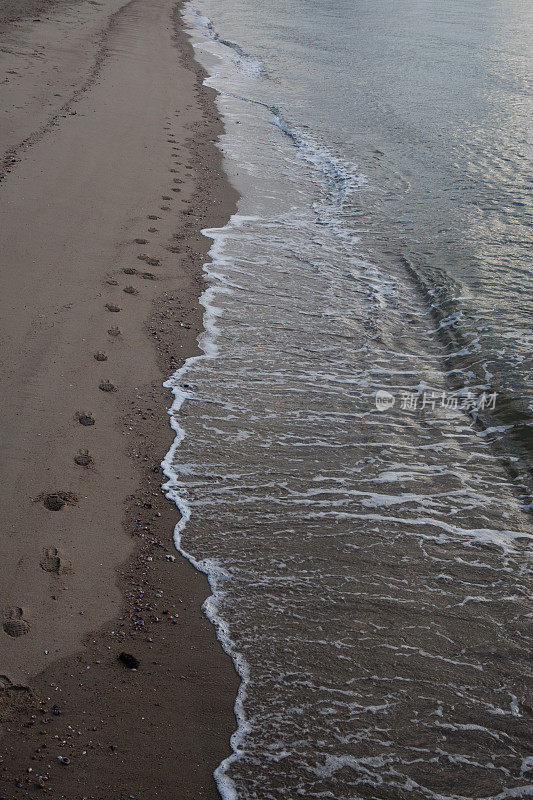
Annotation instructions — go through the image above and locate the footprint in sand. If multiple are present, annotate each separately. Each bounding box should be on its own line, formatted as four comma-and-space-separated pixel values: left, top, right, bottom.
74, 449, 93, 467
147, 215, 159, 221
76, 411, 95, 426
160, 206, 170, 211
37, 491, 78, 511
134, 238, 148, 245
107, 326, 121, 337
137, 255, 160, 266
99, 379, 117, 393
106, 279, 119, 286
40, 547, 71, 575
105, 303, 121, 313
147, 227, 158, 233
3, 608, 30, 637
123, 267, 137, 275
94, 351, 108, 361
123, 286, 138, 295
162, 196, 171, 200
141, 272, 156, 280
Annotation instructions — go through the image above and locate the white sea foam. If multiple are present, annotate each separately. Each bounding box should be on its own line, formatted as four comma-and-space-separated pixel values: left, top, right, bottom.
162, 219, 256, 800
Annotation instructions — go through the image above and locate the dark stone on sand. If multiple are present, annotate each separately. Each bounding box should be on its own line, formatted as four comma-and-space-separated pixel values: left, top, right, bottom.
77, 411, 95, 425
118, 652, 139, 670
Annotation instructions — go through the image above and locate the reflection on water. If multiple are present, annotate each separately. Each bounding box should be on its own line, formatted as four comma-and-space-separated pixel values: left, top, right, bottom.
190, 0, 533, 479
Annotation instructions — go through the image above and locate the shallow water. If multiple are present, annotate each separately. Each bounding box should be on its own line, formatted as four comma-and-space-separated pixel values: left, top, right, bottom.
164, 3, 533, 798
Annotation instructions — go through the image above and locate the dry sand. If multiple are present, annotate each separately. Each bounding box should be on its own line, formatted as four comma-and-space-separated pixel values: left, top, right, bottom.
0, 0, 239, 796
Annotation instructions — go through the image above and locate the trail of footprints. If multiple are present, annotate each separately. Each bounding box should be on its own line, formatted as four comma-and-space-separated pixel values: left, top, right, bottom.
3, 114, 193, 639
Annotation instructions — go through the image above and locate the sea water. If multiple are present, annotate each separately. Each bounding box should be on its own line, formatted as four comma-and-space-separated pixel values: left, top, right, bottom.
163, 2, 533, 797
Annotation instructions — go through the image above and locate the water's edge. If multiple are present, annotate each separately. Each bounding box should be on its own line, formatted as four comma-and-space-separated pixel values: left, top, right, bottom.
162, 225, 248, 800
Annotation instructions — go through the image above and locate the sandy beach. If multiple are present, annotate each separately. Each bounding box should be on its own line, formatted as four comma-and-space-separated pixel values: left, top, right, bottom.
0, 0, 238, 796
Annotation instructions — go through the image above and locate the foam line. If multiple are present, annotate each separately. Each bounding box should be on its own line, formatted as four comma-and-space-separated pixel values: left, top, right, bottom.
161, 219, 258, 800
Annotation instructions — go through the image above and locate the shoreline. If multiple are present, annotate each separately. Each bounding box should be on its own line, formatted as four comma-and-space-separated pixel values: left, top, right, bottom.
0, 0, 240, 797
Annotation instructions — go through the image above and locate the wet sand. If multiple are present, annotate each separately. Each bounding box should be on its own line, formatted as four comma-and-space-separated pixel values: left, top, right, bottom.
0, 0, 239, 796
